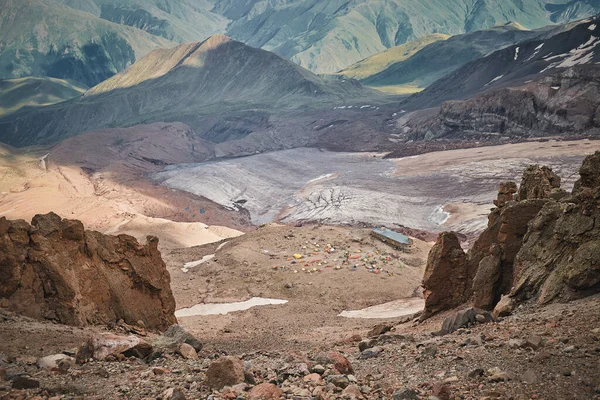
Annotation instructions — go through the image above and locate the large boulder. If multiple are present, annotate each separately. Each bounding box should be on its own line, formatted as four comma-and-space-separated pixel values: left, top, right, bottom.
0, 213, 176, 330
421, 232, 469, 319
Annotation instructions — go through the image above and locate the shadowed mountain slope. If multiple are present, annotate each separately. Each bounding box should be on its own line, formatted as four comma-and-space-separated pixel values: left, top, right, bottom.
0, 35, 379, 147
403, 16, 600, 110
0, 0, 174, 86
362, 23, 562, 92
0, 77, 87, 117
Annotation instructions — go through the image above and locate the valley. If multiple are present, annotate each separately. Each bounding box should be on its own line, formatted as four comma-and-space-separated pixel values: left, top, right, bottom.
1, 3, 600, 400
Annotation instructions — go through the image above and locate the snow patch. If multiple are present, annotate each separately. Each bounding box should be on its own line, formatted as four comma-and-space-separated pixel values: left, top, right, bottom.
182, 254, 214, 273
486, 75, 504, 86
589, 24, 597, 31
339, 297, 424, 319
514, 47, 520, 60
175, 298, 288, 317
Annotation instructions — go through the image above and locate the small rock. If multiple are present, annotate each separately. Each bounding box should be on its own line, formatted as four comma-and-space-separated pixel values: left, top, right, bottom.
563, 345, 576, 353
317, 351, 353, 374
328, 375, 350, 389
153, 367, 170, 375
493, 295, 516, 319
393, 388, 419, 400
488, 370, 511, 382
523, 335, 542, 350
508, 339, 525, 349
521, 369, 539, 384
247, 383, 283, 400
342, 384, 364, 399
422, 344, 438, 357
358, 339, 376, 352
12, 376, 40, 389
77, 334, 152, 361
442, 376, 458, 384
359, 346, 383, 359
37, 354, 75, 369
468, 368, 484, 379
367, 324, 392, 338
161, 388, 187, 400
433, 382, 451, 400
475, 314, 487, 323
206, 356, 246, 389
303, 373, 323, 384
0, 367, 6, 381
311, 364, 326, 375
178, 343, 198, 361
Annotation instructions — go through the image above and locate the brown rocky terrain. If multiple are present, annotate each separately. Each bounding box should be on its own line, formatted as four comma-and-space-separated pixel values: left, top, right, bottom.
0, 212, 176, 330
0, 153, 599, 400
398, 66, 600, 143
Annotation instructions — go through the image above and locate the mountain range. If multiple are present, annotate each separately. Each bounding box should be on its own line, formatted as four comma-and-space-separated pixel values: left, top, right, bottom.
3, 0, 600, 87
0, 35, 378, 147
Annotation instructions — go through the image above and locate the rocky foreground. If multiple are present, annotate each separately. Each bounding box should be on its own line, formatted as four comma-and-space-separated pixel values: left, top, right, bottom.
1, 153, 600, 399
0, 294, 599, 400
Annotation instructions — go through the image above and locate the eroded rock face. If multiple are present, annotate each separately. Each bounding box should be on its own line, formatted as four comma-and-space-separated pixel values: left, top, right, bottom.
0, 213, 176, 330
421, 157, 600, 318
511, 152, 600, 304
467, 168, 554, 310
421, 232, 469, 318
517, 165, 561, 201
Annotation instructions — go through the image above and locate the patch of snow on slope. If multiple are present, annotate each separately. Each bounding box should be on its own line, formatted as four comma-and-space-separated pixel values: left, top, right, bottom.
589, 24, 597, 31
514, 47, 520, 60
526, 43, 545, 61
486, 75, 504, 86
541, 36, 599, 73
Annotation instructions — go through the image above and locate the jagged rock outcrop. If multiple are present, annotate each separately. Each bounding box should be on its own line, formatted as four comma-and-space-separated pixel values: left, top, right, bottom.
421, 232, 469, 318
517, 165, 561, 200
494, 182, 517, 208
510, 151, 600, 304
422, 154, 600, 319
467, 165, 559, 310
0, 212, 176, 330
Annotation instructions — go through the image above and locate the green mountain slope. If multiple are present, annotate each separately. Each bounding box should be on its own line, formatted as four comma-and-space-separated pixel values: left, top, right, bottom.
0, 0, 174, 86
361, 23, 551, 92
61, 0, 229, 43
338, 34, 449, 84
0, 77, 87, 117
215, 0, 600, 74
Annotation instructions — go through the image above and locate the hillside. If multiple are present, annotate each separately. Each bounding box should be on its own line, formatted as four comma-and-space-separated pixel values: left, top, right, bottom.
0, 77, 87, 117
361, 23, 554, 93
337, 34, 449, 93
0, 35, 379, 147
0, 0, 174, 86
53, 0, 229, 43
215, 0, 600, 74
403, 16, 600, 110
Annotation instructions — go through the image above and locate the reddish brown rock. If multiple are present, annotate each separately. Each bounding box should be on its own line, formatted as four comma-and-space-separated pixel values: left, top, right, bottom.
327, 351, 354, 375
0, 213, 176, 330
248, 383, 284, 400
421, 232, 469, 319
517, 165, 561, 201
206, 356, 246, 389
177, 343, 198, 360
494, 181, 517, 208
